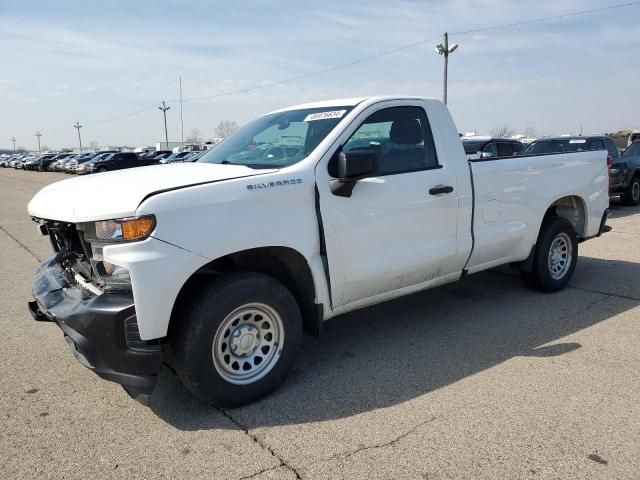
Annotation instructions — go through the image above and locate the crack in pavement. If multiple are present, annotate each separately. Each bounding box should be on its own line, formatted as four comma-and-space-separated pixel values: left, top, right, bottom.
236, 464, 282, 480
0, 224, 42, 262
217, 408, 303, 480
314, 415, 438, 466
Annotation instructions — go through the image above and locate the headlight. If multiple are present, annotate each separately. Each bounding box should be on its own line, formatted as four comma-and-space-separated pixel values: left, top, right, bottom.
88, 215, 155, 242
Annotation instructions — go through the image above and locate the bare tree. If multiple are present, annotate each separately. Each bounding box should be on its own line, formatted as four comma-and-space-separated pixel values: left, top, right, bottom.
41, 145, 51, 152
88, 140, 99, 151
185, 128, 203, 143
523, 126, 537, 138
215, 120, 240, 139
490, 125, 515, 138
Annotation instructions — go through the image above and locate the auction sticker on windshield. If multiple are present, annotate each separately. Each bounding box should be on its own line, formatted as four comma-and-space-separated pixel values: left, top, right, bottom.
304, 110, 347, 122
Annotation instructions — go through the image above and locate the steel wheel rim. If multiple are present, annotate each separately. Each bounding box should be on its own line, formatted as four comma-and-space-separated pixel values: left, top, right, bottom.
548, 232, 572, 280
212, 303, 285, 385
633, 182, 640, 201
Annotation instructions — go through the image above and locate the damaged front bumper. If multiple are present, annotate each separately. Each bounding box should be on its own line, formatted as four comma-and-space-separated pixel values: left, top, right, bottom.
28, 257, 162, 402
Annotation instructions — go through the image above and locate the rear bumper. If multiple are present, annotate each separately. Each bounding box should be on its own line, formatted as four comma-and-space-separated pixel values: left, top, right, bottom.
28, 257, 162, 401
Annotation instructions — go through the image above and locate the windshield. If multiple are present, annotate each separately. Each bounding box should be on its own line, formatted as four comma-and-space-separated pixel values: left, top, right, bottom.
198, 106, 353, 168
624, 142, 640, 157
462, 140, 488, 154
521, 138, 590, 155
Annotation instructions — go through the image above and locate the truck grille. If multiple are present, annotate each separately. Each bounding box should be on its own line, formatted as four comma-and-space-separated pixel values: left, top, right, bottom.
43, 221, 97, 287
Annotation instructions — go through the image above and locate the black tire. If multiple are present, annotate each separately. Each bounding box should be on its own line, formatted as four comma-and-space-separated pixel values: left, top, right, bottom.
97, 166, 108, 173
38, 164, 45, 172
169, 272, 302, 407
621, 176, 640, 206
521, 217, 578, 293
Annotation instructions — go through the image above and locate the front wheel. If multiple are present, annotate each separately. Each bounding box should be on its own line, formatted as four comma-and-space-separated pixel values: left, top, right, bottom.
521, 217, 578, 292
169, 272, 302, 407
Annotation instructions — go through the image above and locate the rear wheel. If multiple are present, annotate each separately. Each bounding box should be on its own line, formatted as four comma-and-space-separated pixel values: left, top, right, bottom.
170, 272, 302, 407
521, 217, 578, 292
621, 176, 640, 206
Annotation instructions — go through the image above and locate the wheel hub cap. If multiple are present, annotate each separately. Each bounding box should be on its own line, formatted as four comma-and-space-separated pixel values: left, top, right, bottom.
548, 232, 572, 280
230, 324, 260, 357
212, 303, 285, 385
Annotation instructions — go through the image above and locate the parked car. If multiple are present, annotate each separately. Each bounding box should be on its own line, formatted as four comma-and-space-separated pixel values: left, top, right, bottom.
74, 152, 115, 174
610, 141, 640, 205
184, 150, 208, 162
39, 153, 72, 171
66, 152, 117, 173
462, 137, 525, 160
27, 96, 610, 406
85, 151, 156, 173
159, 151, 194, 163
22, 156, 41, 170
519, 135, 616, 157
29, 154, 57, 171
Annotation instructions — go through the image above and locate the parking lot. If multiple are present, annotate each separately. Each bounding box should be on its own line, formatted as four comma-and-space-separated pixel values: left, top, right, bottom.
1, 168, 639, 479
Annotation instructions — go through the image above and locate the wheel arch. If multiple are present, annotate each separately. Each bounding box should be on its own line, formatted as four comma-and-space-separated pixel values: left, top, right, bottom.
168, 246, 319, 337
543, 195, 588, 238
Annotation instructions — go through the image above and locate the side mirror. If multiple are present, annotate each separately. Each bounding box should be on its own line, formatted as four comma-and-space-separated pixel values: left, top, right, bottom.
330, 150, 380, 197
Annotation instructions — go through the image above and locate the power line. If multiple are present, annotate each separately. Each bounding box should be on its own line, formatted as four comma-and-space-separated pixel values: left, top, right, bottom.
171, 1, 639, 104
173, 35, 443, 103
83, 102, 162, 126
26, 0, 640, 134
450, 1, 640, 36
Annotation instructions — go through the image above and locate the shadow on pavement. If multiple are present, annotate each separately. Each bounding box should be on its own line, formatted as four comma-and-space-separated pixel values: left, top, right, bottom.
150, 256, 639, 430
608, 197, 640, 219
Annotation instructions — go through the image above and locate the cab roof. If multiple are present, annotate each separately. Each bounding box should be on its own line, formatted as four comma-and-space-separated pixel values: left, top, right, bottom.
268, 96, 439, 114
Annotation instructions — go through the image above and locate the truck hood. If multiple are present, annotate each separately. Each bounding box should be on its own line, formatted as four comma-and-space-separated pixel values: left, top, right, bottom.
28, 162, 275, 223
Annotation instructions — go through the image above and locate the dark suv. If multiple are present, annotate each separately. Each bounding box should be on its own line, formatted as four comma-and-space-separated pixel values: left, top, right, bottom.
86, 152, 157, 173
462, 137, 525, 160
519, 135, 618, 158
610, 141, 640, 205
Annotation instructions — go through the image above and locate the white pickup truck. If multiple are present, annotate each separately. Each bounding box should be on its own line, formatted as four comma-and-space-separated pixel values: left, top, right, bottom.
28, 96, 610, 406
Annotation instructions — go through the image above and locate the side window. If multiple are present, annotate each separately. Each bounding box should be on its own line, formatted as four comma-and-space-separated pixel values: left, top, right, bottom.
482, 143, 498, 158
605, 139, 619, 157
497, 143, 513, 157
589, 139, 604, 151
342, 106, 438, 175
512, 142, 524, 154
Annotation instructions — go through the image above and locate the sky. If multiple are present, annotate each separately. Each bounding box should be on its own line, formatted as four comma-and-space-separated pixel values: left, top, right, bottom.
1, 0, 639, 150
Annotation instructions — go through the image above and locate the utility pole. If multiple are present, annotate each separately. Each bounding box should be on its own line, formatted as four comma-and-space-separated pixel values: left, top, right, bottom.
435, 33, 459, 105
179, 77, 184, 143
10, 137, 16, 152
159, 101, 170, 149
35, 131, 42, 153
73, 122, 83, 152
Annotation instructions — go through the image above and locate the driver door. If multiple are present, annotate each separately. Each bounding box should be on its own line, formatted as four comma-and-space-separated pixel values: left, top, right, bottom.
317, 102, 462, 309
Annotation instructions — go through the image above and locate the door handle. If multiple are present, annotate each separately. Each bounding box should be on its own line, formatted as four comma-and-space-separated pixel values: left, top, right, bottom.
429, 185, 454, 195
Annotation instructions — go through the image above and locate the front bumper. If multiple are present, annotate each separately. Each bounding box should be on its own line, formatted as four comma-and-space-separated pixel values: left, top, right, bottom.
28, 257, 162, 401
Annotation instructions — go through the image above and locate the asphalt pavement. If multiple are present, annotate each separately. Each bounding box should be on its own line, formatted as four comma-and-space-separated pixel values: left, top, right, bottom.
1, 168, 639, 479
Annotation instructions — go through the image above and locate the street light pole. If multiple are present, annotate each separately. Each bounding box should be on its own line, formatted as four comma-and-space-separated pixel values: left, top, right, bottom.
73, 122, 83, 152
159, 101, 171, 149
10, 137, 17, 152
179, 77, 184, 143
35, 131, 42, 153
435, 32, 459, 105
